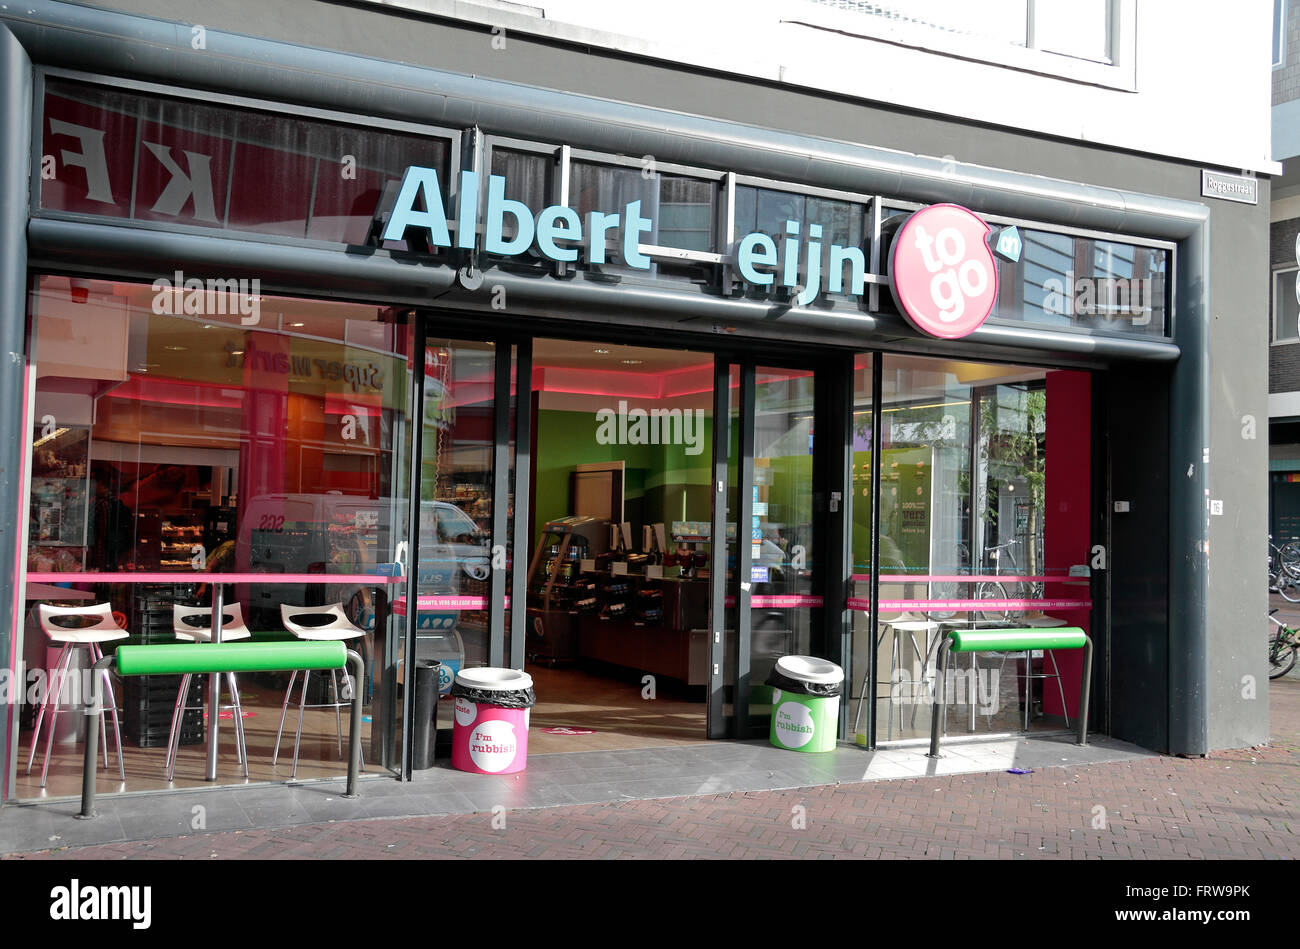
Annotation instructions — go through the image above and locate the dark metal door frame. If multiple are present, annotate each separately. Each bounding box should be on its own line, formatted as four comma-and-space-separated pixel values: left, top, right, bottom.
708, 354, 849, 740
400, 317, 529, 778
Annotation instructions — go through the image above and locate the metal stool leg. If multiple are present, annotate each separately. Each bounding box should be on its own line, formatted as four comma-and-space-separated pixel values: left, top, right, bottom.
39, 645, 76, 787
272, 670, 297, 766
291, 669, 310, 780
331, 669, 343, 757
1046, 650, 1069, 728
1023, 651, 1032, 732
91, 643, 125, 782
167, 673, 192, 782
227, 673, 248, 778
27, 643, 68, 774
906, 629, 926, 728
164, 674, 187, 776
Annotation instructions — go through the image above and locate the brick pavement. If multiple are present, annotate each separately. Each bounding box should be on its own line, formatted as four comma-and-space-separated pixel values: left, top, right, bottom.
8, 680, 1297, 861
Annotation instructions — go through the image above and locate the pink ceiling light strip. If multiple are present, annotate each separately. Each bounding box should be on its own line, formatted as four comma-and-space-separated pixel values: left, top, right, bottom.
27, 571, 405, 585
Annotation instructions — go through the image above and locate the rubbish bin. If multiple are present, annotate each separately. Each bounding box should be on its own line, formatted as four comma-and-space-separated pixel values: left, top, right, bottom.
766, 655, 843, 753
411, 659, 440, 770
450, 668, 536, 775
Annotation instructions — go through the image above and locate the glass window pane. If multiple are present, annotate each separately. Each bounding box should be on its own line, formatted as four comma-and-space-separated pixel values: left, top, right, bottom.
748, 366, 816, 727
854, 354, 1092, 742
570, 161, 715, 280
1276, 270, 1300, 342
23, 275, 412, 797
981, 225, 1169, 337
1034, 0, 1112, 63
418, 337, 496, 718
41, 79, 448, 250
735, 185, 867, 302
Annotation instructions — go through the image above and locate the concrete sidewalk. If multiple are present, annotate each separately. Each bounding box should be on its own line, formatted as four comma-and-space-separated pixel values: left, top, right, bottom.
3, 681, 1295, 860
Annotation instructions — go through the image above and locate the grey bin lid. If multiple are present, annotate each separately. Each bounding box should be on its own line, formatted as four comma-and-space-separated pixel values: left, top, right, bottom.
455, 667, 534, 692
773, 655, 843, 685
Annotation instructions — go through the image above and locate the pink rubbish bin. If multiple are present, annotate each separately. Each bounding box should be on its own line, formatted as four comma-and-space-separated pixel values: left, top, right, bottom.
450, 668, 535, 775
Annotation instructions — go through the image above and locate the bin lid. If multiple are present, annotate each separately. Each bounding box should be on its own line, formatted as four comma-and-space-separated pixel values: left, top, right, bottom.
455, 667, 534, 692
773, 655, 843, 685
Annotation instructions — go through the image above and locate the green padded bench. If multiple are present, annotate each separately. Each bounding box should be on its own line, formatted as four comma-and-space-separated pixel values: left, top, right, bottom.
927, 627, 1092, 758
79, 641, 364, 819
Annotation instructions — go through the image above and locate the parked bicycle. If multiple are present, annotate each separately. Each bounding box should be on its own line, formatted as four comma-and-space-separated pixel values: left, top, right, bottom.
929, 540, 1042, 624
1269, 535, 1300, 602
1269, 608, 1298, 679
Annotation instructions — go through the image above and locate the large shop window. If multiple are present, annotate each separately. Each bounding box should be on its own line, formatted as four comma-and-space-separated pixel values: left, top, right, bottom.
849, 354, 1093, 743
40, 79, 448, 249
20, 276, 415, 798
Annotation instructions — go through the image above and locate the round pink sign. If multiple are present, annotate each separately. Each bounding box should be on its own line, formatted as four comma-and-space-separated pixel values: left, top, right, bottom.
889, 204, 999, 339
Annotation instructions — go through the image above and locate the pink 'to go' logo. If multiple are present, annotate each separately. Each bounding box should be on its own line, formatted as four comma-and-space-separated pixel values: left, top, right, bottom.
889, 204, 999, 339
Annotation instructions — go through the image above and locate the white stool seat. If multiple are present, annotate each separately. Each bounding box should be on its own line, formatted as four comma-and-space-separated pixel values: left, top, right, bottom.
279, 603, 366, 641
29, 603, 125, 787
172, 603, 253, 643
889, 620, 940, 633
39, 602, 129, 645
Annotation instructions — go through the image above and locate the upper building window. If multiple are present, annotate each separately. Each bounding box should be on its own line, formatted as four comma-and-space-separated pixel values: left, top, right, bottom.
1275, 0, 1286, 69
806, 0, 1114, 63
795, 0, 1134, 89
1275, 267, 1299, 344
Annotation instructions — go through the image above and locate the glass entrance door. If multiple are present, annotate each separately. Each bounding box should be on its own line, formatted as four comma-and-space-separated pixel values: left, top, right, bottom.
400, 321, 527, 776
711, 359, 832, 738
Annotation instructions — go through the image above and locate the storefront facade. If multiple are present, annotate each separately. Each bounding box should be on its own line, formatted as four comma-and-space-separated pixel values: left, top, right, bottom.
0, 1, 1271, 804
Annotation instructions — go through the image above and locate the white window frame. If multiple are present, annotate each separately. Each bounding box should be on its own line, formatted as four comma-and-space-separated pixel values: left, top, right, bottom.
788, 0, 1137, 92
1275, 0, 1287, 70
1274, 265, 1300, 345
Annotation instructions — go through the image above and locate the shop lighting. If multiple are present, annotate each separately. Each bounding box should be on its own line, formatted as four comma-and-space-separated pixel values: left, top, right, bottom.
882, 400, 971, 413
593, 348, 610, 354
621, 359, 643, 365
32, 427, 69, 449
164, 345, 187, 351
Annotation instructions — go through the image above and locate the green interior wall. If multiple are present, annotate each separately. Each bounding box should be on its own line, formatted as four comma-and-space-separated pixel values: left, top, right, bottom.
533, 408, 713, 545
850, 446, 932, 570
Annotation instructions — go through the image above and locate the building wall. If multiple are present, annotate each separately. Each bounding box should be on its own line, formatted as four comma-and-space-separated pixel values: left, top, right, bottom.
41, 0, 1274, 750
328, 0, 1277, 175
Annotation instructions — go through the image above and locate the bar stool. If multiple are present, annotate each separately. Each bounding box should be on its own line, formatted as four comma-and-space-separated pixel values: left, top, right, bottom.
274, 603, 366, 779
27, 603, 127, 787
877, 612, 939, 738
166, 603, 252, 782
1000, 613, 1071, 730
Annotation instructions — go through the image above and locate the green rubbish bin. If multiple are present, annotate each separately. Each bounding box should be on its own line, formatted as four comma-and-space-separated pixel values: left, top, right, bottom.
767, 655, 843, 753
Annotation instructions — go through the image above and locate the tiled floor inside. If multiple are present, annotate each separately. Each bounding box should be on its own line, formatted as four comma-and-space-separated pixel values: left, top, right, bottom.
0, 732, 1154, 856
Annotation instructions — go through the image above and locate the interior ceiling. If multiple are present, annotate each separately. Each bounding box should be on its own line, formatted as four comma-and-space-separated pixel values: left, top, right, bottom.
532, 337, 712, 374
51, 278, 1053, 386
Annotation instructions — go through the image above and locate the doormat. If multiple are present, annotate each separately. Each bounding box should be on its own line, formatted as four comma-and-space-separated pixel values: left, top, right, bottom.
540, 726, 595, 735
